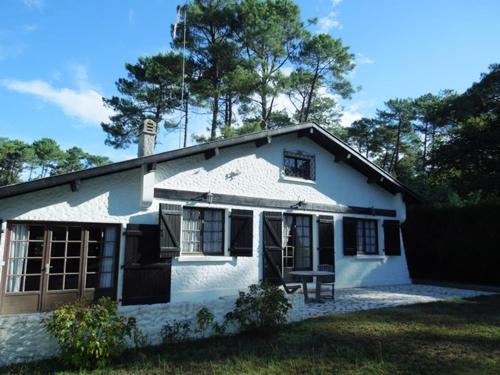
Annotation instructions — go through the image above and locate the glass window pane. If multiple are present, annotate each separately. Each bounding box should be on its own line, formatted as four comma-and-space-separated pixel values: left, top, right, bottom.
28, 241, 44, 257
104, 226, 117, 242
86, 273, 97, 288
88, 242, 101, 257
88, 227, 102, 242
52, 226, 66, 241
12, 224, 29, 241
66, 258, 80, 273
68, 226, 82, 241
87, 258, 99, 272
103, 242, 114, 257
7, 276, 23, 292
65, 275, 79, 290
100, 257, 113, 273
28, 225, 44, 241
51, 258, 64, 273
24, 275, 41, 291
67, 242, 81, 256
11, 240, 29, 258
48, 275, 63, 290
26, 258, 42, 274
50, 242, 65, 257
8, 259, 26, 275
99, 273, 112, 288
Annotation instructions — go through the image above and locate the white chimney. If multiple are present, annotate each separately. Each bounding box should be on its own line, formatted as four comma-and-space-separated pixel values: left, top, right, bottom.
138, 119, 157, 157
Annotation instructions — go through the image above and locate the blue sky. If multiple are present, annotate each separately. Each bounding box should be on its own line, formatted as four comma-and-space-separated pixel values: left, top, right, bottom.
1, 0, 499, 161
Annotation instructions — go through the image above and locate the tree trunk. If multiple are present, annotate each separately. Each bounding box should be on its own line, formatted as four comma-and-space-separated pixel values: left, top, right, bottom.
392, 118, 403, 172
260, 91, 267, 130
422, 121, 428, 171
211, 93, 219, 140
303, 63, 320, 122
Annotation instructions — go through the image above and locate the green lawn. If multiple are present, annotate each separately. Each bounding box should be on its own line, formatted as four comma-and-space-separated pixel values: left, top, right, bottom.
3, 294, 500, 375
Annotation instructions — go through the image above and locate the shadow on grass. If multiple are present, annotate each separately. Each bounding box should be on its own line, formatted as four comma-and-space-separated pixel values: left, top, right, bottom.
3, 295, 500, 375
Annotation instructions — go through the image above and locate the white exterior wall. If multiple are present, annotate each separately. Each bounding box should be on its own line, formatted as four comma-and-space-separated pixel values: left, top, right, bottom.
0, 133, 411, 307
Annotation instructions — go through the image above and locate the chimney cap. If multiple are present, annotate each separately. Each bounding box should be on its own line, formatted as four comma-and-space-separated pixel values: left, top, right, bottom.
141, 119, 157, 135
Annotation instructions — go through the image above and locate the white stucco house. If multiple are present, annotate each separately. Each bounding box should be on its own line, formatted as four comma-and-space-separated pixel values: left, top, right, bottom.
0, 122, 419, 315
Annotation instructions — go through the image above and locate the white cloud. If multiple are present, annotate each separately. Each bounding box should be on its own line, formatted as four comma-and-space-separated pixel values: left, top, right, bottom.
340, 105, 363, 127
22, 0, 44, 9
331, 0, 343, 5
356, 53, 374, 65
317, 12, 342, 33
2, 79, 115, 125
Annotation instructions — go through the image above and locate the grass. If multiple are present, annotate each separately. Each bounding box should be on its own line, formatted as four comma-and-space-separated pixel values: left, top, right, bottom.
2, 294, 500, 375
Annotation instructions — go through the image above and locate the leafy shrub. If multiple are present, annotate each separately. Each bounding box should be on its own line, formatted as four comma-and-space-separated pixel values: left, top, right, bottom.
161, 320, 192, 344
44, 297, 141, 369
226, 282, 291, 332
195, 307, 214, 338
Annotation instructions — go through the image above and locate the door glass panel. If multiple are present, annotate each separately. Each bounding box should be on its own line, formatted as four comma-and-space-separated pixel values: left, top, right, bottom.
68, 226, 81, 241
50, 242, 65, 257
48, 225, 83, 292
64, 274, 79, 290
86, 273, 97, 288
6, 224, 44, 293
48, 275, 63, 290
52, 227, 67, 241
24, 275, 41, 291
283, 215, 312, 273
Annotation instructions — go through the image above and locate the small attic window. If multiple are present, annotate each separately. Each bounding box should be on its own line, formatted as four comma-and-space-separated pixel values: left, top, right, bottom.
283, 151, 315, 180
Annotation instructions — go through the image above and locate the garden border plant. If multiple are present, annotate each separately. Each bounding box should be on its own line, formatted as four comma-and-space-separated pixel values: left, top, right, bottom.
44, 297, 143, 369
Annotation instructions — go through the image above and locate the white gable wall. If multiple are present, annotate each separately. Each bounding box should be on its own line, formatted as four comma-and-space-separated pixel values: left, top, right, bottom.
0, 133, 410, 306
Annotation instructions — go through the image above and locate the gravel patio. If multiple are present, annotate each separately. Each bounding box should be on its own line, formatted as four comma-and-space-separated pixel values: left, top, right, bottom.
296, 284, 496, 320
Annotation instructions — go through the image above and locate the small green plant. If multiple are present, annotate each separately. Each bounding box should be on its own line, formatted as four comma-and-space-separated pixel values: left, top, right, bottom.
226, 282, 291, 332
44, 297, 140, 369
161, 320, 192, 344
195, 307, 214, 338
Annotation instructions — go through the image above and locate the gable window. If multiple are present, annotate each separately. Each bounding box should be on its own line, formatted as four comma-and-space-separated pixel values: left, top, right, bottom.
182, 208, 224, 255
283, 151, 315, 180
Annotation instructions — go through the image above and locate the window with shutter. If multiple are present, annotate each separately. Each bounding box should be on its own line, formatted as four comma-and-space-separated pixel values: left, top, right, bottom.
230, 209, 253, 256
343, 217, 379, 255
159, 204, 182, 258
384, 220, 401, 256
181, 207, 225, 255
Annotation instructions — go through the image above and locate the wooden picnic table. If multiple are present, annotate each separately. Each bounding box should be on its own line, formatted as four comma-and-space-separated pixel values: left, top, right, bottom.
289, 270, 335, 303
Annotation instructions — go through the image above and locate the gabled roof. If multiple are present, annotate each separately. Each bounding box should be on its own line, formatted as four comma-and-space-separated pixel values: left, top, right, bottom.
0, 123, 421, 203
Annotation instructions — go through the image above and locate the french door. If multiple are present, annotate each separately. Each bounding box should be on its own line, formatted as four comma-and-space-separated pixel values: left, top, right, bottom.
283, 214, 312, 281
1, 222, 118, 314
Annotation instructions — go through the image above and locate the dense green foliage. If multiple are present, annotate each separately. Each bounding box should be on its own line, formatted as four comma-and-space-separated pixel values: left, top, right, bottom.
0, 137, 110, 186
347, 64, 499, 203
403, 204, 500, 286
44, 298, 141, 369
6, 295, 500, 374
226, 282, 291, 332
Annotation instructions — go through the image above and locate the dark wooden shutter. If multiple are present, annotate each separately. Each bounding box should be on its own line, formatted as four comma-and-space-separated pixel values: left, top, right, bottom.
384, 220, 401, 256
159, 204, 182, 258
122, 224, 172, 305
318, 215, 335, 268
263, 211, 283, 284
230, 209, 253, 256
343, 217, 357, 256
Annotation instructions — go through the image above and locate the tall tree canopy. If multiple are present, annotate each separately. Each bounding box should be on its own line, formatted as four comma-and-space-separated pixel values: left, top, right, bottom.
101, 52, 184, 148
